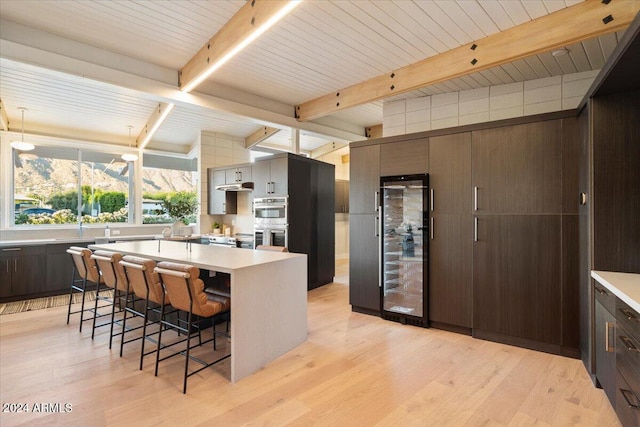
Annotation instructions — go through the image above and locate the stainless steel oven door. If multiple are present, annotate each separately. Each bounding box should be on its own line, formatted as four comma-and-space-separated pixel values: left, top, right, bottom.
270, 228, 288, 248
253, 228, 287, 249
253, 197, 288, 226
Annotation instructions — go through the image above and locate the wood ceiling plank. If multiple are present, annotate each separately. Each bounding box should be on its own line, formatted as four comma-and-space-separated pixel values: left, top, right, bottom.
581, 37, 606, 69
295, 0, 639, 121
457, 1, 500, 36
568, 42, 593, 72
524, 55, 552, 78
521, 0, 551, 20
600, 31, 621, 58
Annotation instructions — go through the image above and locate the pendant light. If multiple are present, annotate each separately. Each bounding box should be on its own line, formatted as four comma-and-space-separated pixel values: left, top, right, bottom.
10, 107, 35, 151
121, 125, 138, 162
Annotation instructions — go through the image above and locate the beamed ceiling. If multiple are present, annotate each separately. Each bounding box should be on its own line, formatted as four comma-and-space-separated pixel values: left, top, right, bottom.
0, 0, 638, 155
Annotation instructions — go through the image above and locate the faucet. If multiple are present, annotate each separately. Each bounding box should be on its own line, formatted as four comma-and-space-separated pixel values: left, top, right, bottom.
78, 220, 86, 237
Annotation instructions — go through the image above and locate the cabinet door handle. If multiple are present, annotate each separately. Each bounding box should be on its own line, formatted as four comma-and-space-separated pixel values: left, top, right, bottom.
374, 191, 379, 212
14, 258, 18, 273
430, 188, 434, 212
595, 286, 608, 295
377, 216, 382, 288
5, 259, 9, 273
222, 202, 226, 214
620, 388, 640, 410
474, 186, 478, 211
620, 308, 639, 322
605, 321, 615, 352
374, 215, 379, 237
620, 336, 640, 353
238, 171, 242, 182
474, 217, 478, 242
430, 217, 434, 240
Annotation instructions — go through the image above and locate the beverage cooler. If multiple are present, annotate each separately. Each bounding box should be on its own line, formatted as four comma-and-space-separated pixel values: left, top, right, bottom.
379, 174, 429, 327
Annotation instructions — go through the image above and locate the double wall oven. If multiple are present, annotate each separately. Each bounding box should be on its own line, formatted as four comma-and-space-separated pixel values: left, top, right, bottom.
253, 196, 288, 249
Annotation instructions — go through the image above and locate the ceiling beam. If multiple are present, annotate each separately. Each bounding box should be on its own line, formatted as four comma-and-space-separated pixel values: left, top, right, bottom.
136, 102, 175, 150
179, 0, 301, 92
365, 124, 382, 139
310, 141, 348, 159
0, 98, 9, 131
245, 126, 280, 149
295, 0, 640, 121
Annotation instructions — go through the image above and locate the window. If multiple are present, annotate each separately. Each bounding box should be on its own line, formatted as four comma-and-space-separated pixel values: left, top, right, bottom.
141, 154, 197, 225
12, 145, 133, 226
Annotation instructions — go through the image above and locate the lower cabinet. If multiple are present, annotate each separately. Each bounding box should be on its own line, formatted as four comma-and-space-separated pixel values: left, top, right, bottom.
349, 213, 380, 313
595, 289, 617, 403
428, 214, 472, 331
46, 243, 76, 294
473, 215, 562, 350
1, 246, 47, 299
615, 298, 640, 426
1, 243, 80, 302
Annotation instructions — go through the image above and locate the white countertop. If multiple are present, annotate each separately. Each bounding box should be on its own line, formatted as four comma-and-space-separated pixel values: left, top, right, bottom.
89, 239, 305, 274
592, 270, 640, 313
0, 234, 157, 247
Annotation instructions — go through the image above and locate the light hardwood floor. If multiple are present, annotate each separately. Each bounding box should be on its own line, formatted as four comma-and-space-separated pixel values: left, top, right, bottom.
0, 260, 618, 426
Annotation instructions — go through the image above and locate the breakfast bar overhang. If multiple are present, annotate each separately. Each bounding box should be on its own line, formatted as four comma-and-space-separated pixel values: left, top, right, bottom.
89, 240, 308, 383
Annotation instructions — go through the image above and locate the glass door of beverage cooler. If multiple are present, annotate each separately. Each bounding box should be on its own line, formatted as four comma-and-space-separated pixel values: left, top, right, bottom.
380, 174, 428, 326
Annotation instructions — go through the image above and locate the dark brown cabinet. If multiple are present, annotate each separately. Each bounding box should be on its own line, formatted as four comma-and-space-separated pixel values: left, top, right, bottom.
473, 215, 562, 349
472, 121, 562, 214
349, 144, 380, 214
335, 180, 349, 213
616, 298, 640, 427
1, 246, 47, 299
595, 289, 617, 403
380, 138, 428, 176
429, 132, 471, 214
428, 132, 472, 331
45, 243, 75, 294
428, 214, 472, 330
349, 214, 379, 313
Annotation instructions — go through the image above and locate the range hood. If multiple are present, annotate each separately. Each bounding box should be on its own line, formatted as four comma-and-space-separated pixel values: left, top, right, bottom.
215, 182, 254, 192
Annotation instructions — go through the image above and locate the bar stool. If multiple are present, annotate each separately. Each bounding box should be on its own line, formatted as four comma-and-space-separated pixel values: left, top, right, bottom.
90, 250, 128, 348
119, 255, 173, 370
154, 261, 231, 394
66, 246, 104, 332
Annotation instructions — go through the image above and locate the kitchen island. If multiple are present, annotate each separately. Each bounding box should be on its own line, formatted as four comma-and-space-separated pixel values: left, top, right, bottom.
89, 240, 308, 383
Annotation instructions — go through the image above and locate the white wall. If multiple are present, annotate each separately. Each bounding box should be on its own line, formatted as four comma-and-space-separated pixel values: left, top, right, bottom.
383, 70, 599, 137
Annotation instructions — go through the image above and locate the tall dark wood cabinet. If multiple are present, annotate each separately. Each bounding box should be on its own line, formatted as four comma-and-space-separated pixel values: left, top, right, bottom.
349, 145, 380, 313
428, 132, 472, 332
471, 118, 579, 356
274, 154, 334, 290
